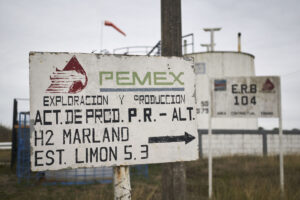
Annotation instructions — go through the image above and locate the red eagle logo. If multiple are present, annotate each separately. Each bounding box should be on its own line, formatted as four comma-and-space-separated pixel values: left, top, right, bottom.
46, 56, 88, 93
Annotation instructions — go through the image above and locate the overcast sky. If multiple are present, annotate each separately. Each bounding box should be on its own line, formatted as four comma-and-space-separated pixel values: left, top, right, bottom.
0, 0, 299, 129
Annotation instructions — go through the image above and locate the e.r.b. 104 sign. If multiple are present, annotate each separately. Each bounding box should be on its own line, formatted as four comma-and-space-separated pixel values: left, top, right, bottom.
211, 76, 280, 118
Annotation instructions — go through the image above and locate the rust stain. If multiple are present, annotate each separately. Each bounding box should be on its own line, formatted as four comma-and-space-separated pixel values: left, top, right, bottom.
115, 167, 122, 180
14, 125, 30, 129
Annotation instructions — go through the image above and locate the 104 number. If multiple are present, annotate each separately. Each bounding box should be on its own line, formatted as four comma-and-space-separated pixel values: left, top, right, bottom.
234, 96, 256, 106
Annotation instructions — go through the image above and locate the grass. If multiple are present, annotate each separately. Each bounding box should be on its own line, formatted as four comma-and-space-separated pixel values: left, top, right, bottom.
0, 150, 11, 163
186, 156, 300, 200
0, 155, 300, 200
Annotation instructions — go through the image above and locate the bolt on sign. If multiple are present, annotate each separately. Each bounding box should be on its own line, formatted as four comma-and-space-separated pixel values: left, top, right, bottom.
211, 76, 280, 118
29, 52, 198, 171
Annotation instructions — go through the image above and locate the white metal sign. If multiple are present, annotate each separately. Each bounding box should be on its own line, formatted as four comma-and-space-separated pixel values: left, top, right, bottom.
211, 76, 280, 118
29, 52, 198, 171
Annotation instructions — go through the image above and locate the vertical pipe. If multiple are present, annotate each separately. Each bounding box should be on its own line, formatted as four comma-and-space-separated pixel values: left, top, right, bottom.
278, 77, 284, 194
114, 166, 131, 200
16, 112, 21, 183
208, 79, 213, 199
184, 40, 187, 55
11, 99, 18, 169
211, 31, 214, 52
192, 33, 194, 53
238, 32, 241, 52
208, 122, 212, 199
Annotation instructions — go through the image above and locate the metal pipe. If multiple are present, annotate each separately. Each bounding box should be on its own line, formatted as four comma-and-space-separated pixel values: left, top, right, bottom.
11, 98, 18, 169
184, 40, 187, 55
238, 32, 241, 52
278, 78, 284, 195
211, 31, 214, 51
208, 79, 213, 199
192, 34, 194, 53
182, 33, 194, 53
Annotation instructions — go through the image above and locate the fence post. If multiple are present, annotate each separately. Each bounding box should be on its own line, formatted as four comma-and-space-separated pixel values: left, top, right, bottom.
198, 130, 203, 158
262, 129, 268, 156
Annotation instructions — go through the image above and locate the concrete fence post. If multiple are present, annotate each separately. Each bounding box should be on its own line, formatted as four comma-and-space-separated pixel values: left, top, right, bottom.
198, 130, 203, 158
262, 130, 268, 156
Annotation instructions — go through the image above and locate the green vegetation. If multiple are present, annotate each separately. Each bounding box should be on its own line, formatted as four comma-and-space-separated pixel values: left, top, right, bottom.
0, 124, 11, 142
0, 155, 300, 200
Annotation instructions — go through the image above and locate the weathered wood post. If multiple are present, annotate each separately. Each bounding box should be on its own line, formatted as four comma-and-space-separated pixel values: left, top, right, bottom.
161, 0, 187, 199
114, 166, 131, 200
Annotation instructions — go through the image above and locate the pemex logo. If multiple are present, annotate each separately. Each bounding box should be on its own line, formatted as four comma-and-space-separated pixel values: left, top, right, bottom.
46, 56, 88, 93
262, 78, 275, 92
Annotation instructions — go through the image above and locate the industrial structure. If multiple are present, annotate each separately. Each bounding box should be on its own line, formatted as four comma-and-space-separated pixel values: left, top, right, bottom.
190, 51, 257, 130
113, 29, 258, 130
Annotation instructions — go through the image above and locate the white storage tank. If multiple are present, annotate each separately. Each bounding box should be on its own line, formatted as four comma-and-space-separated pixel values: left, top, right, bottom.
187, 51, 258, 130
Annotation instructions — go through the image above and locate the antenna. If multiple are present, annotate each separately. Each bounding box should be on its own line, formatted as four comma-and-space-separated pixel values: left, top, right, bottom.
203, 28, 221, 51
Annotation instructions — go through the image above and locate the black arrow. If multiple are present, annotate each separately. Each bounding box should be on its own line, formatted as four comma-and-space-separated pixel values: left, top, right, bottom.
148, 132, 195, 144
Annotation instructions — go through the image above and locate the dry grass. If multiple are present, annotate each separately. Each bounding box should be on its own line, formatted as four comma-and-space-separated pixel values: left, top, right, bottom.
0, 150, 11, 163
0, 155, 300, 200
186, 155, 300, 200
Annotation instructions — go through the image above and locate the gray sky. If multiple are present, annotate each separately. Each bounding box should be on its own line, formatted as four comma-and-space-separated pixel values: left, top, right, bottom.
0, 0, 299, 129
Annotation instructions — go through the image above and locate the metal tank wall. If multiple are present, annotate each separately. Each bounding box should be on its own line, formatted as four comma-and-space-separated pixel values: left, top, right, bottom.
188, 51, 258, 129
